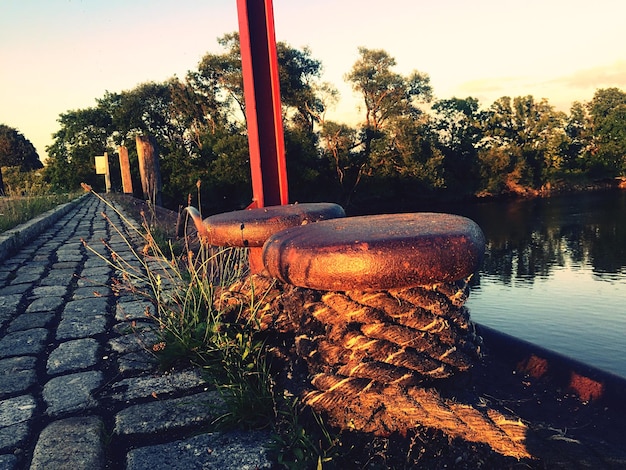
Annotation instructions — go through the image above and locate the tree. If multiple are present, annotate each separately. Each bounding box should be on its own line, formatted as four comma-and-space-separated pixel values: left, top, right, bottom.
319, 121, 363, 204
44, 33, 331, 211
0, 124, 43, 194
431, 97, 483, 194
477, 96, 566, 194
276, 45, 332, 201
346, 48, 432, 130
562, 101, 593, 175
193, 33, 327, 132
277, 44, 325, 133
191, 33, 332, 209
329, 47, 440, 208
586, 88, 626, 177
99, 80, 209, 206
192, 33, 247, 123
44, 108, 113, 192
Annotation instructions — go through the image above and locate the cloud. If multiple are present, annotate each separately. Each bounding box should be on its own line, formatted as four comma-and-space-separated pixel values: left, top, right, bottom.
554, 61, 626, 89
449, 61, 626, 111
455, 77, 532, 96
451, 76, 545, 107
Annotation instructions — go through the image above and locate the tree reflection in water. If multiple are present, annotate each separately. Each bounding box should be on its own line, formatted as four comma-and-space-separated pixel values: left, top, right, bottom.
454, 189, 626, 378
463, 189, 626, 282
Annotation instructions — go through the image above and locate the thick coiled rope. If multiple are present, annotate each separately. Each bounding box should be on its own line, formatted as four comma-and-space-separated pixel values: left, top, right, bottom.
216, 274, 530, 459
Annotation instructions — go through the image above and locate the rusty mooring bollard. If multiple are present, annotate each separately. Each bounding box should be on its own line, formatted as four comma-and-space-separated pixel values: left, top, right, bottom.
218, 212, 530, 458
258, 212, 486, 381
186, 203, 345, 273
262, 212, 485, 290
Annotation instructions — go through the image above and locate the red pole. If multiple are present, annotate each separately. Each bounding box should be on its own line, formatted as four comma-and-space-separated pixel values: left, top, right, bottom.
237, 0, 289, 208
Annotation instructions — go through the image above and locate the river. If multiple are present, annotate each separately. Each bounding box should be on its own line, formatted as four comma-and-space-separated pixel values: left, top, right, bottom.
429, 189, 626, 379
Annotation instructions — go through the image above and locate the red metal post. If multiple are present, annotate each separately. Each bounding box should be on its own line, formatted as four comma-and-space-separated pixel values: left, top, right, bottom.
237, 0, 289, 208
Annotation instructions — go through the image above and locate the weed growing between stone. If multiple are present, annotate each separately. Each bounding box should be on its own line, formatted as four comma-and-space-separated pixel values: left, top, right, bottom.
269, 398, 343, 469
80, 185, 340, 468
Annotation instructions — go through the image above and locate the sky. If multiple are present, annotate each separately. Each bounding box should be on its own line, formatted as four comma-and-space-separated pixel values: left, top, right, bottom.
2, 0, 626, 162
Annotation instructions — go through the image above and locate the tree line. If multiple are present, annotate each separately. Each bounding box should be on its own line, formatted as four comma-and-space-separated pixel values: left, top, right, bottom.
3, 33, 626, 213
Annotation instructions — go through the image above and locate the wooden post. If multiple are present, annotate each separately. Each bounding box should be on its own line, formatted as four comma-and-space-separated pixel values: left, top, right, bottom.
103, 151, 111, 193
135, 135, 162, 206
118, 145, 133, 194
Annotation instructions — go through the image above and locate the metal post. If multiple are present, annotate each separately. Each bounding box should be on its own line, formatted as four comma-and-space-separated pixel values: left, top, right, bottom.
237, 0, 289, 208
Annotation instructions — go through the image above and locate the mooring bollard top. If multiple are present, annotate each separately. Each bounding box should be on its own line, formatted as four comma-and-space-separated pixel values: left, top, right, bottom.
262, 212, 486, 291
204, 202, 346, 247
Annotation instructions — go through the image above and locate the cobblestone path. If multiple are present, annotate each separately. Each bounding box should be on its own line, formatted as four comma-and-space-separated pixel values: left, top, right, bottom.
0, 195, 271, 469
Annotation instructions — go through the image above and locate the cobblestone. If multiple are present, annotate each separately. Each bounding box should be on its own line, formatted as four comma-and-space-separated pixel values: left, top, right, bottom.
25, 296, 65, 313
0, 329, 48, 357
113, 391, 224, 436
104, 369, 206, 402
56, 313, 108, 339
46, 338, 99, 375
43, 370, 103, 416
125, 431, 272, 470
0, 294, 22, 315
0, 395, 36, 452
7, 313, 55, 333
0, 195, 272, 469
30, 416, 105, 470
0, 357, 37, 398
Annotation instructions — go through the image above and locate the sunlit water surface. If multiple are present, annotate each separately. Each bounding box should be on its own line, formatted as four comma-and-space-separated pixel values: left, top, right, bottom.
397, 189, 626, 379
467, 263, 626, 378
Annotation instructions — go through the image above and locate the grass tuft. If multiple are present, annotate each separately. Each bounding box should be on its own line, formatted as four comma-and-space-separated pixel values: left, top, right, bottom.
81, 185, 343, 468
0, 190, 79, 233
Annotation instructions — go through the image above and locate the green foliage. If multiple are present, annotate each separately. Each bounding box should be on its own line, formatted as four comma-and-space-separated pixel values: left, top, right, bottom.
562, 101, 592, 174
0, 124, 43, 171
331, 47, 442, 208
1, 167, 51, 195
0, 125, 44, 195
149, 247, 252, 369
41, 31, 626, 212
346, 48, 432, 131
277, 44, 324, 132
0, 167, 78, 231
586, 88, 626, 176
319, 121, 363, 205
475, 96, 569, 194
84, 188, 279, 430
212, 338, 275, 430
82, 188, 350, 468
193, 32, 246, 123
44, 107, 113, 192
284, 127, 334, 203
269, 399, 342, 469
431, 97, 483, 194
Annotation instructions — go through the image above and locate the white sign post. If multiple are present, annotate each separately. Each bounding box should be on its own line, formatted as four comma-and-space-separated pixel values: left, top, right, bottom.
94, 153, 111, 193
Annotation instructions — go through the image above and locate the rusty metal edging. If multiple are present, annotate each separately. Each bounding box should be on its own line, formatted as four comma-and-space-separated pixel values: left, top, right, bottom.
476, 323, 626, 406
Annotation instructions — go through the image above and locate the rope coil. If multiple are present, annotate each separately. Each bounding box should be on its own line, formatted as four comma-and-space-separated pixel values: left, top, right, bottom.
216, 274, 530, 459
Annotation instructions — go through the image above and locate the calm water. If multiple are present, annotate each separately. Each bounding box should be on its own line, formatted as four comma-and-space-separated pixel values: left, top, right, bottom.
443, 190, 626, 379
